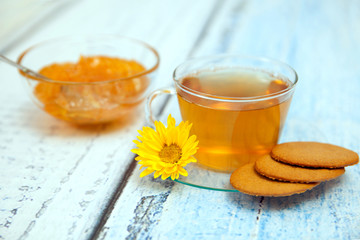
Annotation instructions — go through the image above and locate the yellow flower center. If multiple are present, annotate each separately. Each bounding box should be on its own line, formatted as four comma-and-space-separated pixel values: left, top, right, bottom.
159, 144, 182, 164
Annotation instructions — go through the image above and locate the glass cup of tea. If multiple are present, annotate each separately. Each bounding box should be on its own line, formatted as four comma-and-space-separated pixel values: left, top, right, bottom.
146, 55, 298, 173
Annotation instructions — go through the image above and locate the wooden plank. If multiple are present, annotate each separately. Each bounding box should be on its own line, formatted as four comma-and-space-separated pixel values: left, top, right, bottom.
0, 0, 219, 239
0, 0, 72, 53
97, 0, 360, 239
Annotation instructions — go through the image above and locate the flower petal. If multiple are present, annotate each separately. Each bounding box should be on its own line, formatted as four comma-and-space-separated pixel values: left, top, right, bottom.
165, 127, 177, 146
154, 121, 167, 144
167, 114, 176, 128
154, 171, 162, 178
182, 135, 198, 154
140, 168, 154, 178
134, 149, 160, 161
178, 167, 188, 176
164, 165, 177, 174
140, 140, 162, 152
161, 173, 171, 180
176, 121, 190, 142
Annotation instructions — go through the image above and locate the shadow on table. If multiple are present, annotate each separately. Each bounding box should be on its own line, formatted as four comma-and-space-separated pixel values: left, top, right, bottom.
17, 102, 144, 137
227, 174, 346, 210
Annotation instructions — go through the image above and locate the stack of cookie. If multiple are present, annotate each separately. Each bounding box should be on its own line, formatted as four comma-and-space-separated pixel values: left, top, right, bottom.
230, 142, 359, 197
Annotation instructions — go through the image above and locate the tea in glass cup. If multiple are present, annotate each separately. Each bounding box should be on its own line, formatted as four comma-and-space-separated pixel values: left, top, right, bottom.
147, 56, 297, 173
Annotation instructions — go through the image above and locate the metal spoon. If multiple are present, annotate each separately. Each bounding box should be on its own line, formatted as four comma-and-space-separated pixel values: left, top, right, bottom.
0, 54, 52, 81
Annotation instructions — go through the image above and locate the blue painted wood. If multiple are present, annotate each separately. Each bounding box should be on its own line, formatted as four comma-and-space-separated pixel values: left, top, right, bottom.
99, 0, 360, 239
0, 0, 219, 239
0, 0, 359, 239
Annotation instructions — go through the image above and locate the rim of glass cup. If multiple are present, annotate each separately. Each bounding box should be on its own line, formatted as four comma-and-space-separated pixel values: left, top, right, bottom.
173, 55, 298, 103
17, 35, 160, 85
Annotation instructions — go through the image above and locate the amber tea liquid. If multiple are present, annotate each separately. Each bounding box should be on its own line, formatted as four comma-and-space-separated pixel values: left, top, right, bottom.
177, 68, 292, 172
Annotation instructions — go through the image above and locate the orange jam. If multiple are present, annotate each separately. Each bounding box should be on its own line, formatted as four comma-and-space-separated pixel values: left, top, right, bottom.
33, 56, 150, 124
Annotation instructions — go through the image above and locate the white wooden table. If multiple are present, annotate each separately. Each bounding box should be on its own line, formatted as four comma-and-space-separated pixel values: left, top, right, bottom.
1, 0, 359, 239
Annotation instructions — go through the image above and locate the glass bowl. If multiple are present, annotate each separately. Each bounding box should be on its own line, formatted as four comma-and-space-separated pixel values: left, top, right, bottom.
17, 35, 159, 124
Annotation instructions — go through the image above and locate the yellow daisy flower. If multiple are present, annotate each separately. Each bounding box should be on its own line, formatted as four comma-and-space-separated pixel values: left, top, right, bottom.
132, 114, 199, 180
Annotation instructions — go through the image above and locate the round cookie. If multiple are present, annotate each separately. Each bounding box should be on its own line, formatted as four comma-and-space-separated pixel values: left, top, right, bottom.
230, 163, 319, 197
255, 155, 345, 183
271, 142, 359, 168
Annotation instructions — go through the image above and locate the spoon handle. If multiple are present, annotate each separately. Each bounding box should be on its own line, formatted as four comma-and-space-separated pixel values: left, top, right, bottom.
0, 54, 50, 80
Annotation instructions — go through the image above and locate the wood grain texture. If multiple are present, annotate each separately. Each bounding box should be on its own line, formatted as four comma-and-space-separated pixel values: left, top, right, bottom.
1, 0, 359, 239
0, 0, 218, 239
98, 0, 360, 239
0, 0, 72, 53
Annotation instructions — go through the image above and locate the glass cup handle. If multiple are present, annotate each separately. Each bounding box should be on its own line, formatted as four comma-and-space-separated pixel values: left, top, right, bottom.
145, 88, 176, 126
